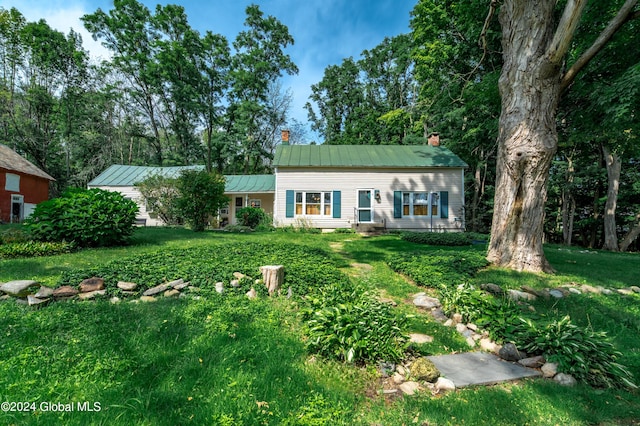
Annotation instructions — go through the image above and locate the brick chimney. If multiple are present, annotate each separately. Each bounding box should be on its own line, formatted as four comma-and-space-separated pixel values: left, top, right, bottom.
281, 129, 290, 145
428, 132, 440, 146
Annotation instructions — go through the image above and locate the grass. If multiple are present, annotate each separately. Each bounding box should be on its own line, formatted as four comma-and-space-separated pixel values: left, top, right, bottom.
1, 227, 639, 425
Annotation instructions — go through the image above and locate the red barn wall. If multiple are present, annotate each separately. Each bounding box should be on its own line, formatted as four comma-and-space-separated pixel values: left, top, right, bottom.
0, 168, 50, 223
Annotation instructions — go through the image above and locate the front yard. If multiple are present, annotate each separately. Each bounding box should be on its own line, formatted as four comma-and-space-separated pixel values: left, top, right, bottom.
1, 228, 638, 425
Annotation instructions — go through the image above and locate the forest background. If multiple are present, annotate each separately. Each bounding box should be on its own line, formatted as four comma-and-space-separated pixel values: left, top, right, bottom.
0, 0, 638, 252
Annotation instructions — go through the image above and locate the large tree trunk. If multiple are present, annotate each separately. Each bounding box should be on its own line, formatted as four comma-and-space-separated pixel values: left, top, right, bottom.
619, 213, 640, 252
601, 143, 621, 251
488, 0, 561, 273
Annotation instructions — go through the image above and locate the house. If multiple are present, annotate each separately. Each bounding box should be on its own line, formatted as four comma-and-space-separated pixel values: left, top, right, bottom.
87, 165, 275, 227
273, 137, 467, 232
88, 136, 467, 231
0, 144, 55, 223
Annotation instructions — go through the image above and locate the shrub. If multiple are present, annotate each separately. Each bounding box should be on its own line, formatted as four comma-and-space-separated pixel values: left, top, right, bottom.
386, 250, 488, 288
236, 207, 269, 229
0, 241, 75, 258
134, 173, 182, 225
518, 316, 637, 389
304, 282, 407, 363
401, 231, 474, 246
175, 170, 228, 232
0, 227, 31, 244
25, 188, 138, 247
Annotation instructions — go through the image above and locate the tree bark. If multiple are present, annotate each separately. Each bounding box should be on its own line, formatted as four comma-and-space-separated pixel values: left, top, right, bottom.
488, 0, 561, 273
602, 144, 621, 251
561, 156, 575, 245
619, 213, 640, 252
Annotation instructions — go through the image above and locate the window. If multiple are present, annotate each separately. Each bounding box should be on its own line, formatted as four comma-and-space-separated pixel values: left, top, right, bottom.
401, 192, 439, 217
5, 173, 20, 192
249, 199, 261, 208
295, 191, 332, 216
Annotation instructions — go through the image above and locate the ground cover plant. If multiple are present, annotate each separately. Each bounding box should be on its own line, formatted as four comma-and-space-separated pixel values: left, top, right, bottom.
1, 229, 639, 425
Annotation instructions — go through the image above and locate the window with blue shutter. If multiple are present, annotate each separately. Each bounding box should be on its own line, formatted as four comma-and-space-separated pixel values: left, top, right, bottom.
393, 191, 402, 218
440, 191, 449, 218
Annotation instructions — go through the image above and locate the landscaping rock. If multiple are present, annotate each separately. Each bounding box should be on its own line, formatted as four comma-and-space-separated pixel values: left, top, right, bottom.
410, 357, 440, 382
480, 338, 501, 354
452, 313, 463, 324
0, 280, 39, 297
53, 285, 78, 298
35, 286, 55, 299
498, 343, 527, 361
507, 289, 537, 302
215, 282, 224, 294
0, 294, 10, 301
435, 377, 456, 392
518, 355, 545, 368
541, 362, 558, 378
554, 373, 577, 386
617, 288, 634, 296
398, 381, 421, 396
233, 272, 245, 280
568, 287, 582, 295
143, 283, 172, 296
110, 297, 121, 304
521, 286, 544, 297
78, 290, 106, 300
549, 289, 564, 298
630, 286, 640, 294
167, 279, 184, 288
164, 289, 180, 298
379, 361, 396, 377
172, 281, 190, 290
246, 288, 257, 299
413, 295, 441, 309
409, 333, 434, 344
27, 295, 50, 306
431, 308, 448, 322
230, 279, 240, 288
392, 372, 405, 385
79, 277, 104, 293
287, 287, 293, 299
580, 284, 601, 294
139, 295, 157, 302
480, 283, 503, 295
117, 281, 138, 291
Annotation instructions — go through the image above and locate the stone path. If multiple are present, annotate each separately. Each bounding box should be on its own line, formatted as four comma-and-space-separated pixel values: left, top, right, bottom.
428, 352, 541, 387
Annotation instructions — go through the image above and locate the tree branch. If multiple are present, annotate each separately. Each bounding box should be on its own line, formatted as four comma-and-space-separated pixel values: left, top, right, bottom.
547, 0, 589, 67
560, 0, 639, 92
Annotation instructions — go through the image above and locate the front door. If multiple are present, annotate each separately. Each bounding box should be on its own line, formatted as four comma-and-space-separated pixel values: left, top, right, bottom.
11, 194, 23, 223
357, 189, 373, 223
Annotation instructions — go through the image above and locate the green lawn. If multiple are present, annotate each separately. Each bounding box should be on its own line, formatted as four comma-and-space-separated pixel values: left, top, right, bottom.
1, 228, 639, 425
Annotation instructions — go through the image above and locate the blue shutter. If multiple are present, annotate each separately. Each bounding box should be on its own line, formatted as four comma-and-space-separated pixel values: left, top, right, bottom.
332, 191, 341, 218
440, 191, 449, 218
285, 190, 294, 218
393, 191, 402, 218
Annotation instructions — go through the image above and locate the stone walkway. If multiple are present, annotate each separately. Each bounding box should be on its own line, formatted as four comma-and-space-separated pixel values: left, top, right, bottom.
428, 352, 541, 387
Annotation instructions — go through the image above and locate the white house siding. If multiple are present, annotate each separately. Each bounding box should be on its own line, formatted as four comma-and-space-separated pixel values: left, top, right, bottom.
274, 167, 465, 231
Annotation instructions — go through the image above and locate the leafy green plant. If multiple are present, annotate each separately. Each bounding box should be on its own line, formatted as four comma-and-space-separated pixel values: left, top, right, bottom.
175, 170, 229, 232
304, 282, 407, 363
386, 250, 488, 288
519, 316, 637, 389
0, 241, 75, 258
134, 173, 182, 225
401, 231, 474, 246
0, 227, 31, 244
236, 207, 269, 229
25, 188, 138, 247
439, 283, 525, 343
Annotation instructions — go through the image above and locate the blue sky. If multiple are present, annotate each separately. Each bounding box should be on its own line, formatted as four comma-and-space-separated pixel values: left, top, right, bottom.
2, 0, 416, 140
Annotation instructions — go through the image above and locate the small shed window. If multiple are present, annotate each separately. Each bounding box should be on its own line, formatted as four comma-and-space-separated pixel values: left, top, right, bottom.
5, 173, 20, 192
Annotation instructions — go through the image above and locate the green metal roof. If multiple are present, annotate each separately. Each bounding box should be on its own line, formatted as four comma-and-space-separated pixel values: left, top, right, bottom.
224, 175, 275, 193
273, 144, 468, 168
87, 165, 275, 193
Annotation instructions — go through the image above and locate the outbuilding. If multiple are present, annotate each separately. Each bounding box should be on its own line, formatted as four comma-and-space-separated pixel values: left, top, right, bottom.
0, 144, 55, 223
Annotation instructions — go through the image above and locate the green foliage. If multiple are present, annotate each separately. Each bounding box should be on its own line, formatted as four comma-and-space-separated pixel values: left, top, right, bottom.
0, 227, 31, 244
25, 188, 138, 247
58, 242, 348, 297
386, 250, 488, 288
519, 316, 637, 389
439, 283, 525, 343
235, 207, 269, 229
401, 231, 474, 246
135, 173, 182, 225
174, 170, 228, 232
304, 282, 407, 363
0, 241, 75, 259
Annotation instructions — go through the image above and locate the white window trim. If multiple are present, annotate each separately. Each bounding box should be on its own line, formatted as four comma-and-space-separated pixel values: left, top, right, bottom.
402, 191, 440, 218
295, 191, 332, 217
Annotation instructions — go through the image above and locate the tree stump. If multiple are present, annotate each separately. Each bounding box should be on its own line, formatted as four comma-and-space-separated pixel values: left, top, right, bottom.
260, 265, 284, 295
